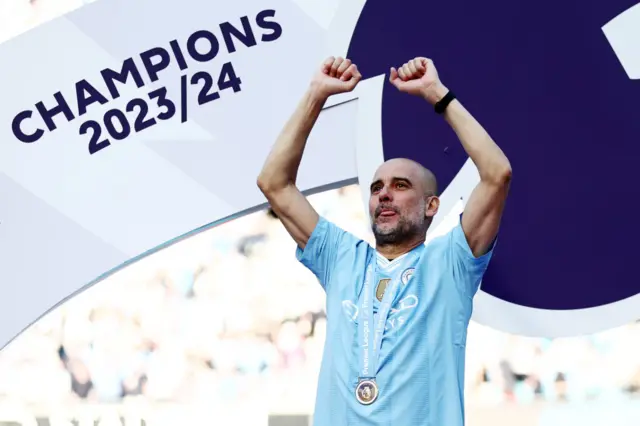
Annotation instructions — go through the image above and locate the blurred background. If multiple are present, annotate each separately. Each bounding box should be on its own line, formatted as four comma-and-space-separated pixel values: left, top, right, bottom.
2, 3, 640, 425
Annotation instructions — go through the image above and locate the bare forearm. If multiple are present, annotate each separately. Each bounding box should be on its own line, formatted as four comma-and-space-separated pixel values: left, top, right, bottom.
257, 86, 327, 191
428, 85, 511, 183
391, 56, 511, 256
255, 56, 360, 249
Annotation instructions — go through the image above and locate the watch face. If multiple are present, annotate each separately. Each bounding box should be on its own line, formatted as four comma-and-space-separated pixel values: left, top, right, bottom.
348, 0, 640, 336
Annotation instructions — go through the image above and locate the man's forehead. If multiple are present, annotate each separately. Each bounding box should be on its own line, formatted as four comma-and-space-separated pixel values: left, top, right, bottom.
372, 159, 421, 181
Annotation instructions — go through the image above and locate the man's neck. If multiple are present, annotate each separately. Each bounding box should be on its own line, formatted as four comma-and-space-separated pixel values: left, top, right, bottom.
375, 238, 425, 261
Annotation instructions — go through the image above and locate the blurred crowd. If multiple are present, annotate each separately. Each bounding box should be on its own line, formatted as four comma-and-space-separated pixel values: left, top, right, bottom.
1, 184, 640, 411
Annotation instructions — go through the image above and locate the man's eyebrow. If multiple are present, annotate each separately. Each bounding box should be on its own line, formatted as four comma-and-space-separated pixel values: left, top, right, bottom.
392, 176, 412, 184
370, 177, 413, 191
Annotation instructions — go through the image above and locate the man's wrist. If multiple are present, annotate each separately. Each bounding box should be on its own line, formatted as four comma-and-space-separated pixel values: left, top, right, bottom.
421, 83, 449, 106
308, 81, 330, 105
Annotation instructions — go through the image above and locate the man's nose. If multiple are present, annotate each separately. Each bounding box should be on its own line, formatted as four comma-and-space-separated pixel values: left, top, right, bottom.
378, 187, 392, 201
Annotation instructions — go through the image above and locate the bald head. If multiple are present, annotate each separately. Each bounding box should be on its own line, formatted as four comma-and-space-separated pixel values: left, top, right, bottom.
368, 158, 440, 248
371, 158, 438, 196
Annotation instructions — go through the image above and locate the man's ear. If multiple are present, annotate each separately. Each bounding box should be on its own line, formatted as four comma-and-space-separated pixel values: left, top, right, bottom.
425, 196, 440, 218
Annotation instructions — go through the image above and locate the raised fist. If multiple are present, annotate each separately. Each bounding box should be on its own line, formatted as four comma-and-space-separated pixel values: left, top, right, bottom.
311, 56, 362, 99
389, 57, 447, 105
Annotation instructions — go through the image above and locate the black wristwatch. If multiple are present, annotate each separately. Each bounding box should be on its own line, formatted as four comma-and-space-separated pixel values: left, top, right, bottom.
434, 91, 456, 114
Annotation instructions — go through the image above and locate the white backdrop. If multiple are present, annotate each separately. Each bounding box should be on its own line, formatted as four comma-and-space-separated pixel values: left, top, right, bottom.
0, 0, 371, 350
1, 0, 640, 350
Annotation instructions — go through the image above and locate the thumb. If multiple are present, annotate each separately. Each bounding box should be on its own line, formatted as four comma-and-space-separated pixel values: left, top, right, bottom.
345, 72, 362, 90
389, 67, 402, 89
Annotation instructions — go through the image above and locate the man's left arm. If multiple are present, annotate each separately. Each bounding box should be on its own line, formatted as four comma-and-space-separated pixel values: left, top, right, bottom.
436, 86, 512, 257
390, 57, 512, 258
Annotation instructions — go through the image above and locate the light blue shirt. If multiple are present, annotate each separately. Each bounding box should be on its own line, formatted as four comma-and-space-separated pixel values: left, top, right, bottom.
296, 216, 495, 426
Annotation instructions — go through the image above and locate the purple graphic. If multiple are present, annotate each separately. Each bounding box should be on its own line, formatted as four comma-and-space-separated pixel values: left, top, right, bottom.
348, 0, 640, 310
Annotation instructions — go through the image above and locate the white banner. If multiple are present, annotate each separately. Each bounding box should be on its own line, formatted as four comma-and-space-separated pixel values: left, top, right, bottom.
0, 0, 367, 349
2, 0, 640, 350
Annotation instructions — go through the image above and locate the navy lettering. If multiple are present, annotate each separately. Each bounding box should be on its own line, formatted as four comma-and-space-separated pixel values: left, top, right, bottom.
187, 30, 220, 62
12, 110, 44, 143
220, 16, 257, 53
100, 58, 145, 100
140, 47, 171, 83
35, 92, 75, 131
76, 79, 109, 116
12, 12, 282, 147
169, 40, 189, 71
256, 9, 282, 42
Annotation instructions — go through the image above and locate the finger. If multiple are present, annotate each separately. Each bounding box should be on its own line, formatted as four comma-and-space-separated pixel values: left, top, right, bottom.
341, 63, 356, 81
389, 67, 399, 82
322, 56, 335, 74
402, 63, 412, 80
330, 57, 343, 77
353, 65, 362, 81
389, 68, 402, 89
338, 59, 352, 80
398, 66, 406, 80
413, 58, 426, 73
346, 66, 362, 90
346, 76, 361, 90
407, 60, 418, 76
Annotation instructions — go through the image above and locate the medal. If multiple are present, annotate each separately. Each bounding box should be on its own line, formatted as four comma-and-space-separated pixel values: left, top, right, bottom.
355, 379, 378, 405
355, 247, 424, 405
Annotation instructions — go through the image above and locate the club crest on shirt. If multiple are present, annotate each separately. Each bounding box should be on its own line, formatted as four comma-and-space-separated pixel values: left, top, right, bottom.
401, 268, 415, 285
376, 278, 391, 302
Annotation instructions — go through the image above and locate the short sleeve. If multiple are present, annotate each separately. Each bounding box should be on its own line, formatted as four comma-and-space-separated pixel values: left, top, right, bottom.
295, 216, 354, 292
448, 216, 497, 297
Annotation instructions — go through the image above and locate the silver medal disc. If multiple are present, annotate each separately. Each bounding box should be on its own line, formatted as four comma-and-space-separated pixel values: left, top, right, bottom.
355, 379, 379, 405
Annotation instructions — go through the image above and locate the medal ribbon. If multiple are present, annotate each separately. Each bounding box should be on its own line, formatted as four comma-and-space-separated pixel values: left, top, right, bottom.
357, 247, 423, 380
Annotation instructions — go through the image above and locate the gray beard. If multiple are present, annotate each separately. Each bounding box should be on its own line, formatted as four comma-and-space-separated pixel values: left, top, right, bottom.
372, 217, 422, 246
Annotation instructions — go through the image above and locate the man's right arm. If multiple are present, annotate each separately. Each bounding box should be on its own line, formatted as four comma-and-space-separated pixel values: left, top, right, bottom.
256, 86, 324, 250
256, 56, 361, 250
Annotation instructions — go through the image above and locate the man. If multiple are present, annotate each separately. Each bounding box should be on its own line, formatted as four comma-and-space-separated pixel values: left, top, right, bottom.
257, 56, 511, 425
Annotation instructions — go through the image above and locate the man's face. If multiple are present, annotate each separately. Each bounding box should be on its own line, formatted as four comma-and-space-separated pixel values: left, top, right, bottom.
368, 160, 434, 245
